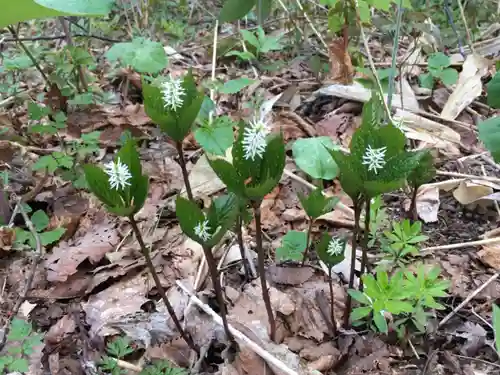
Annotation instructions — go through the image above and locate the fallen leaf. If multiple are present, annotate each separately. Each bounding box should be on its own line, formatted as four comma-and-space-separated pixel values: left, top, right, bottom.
404, 185, 440, 223
267, 265, 314, 285
328, 37, 354, 84
183, 154, 226, 199
45, 315, 76, 345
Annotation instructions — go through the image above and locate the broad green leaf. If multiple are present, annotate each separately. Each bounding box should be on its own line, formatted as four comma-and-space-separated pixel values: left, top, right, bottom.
225, 50, 256, 61
33, 152, 73, 173
487, 73, 500, 109
175, 196, 205, 242
194, 117, 234, 155
407, 150, 435, 188
240, 29, 260, 50
298, 188, 339, 220
205, 193, 239, 247
255, 0, 272, 23
373, 311, 388, 333
419, 73, 434, 89
385, 300, 414, 314
31, 210, 49, 232
328, 12, 343, 33
478, 116, 500, 162
83, 164, 122, 209
219, 78, 256, 94
39, 228, 66, 246
8, 358, 29, 373
106, 38, 167, 74
493, 304, 500, 354
0, 0, 112, 28
8, 319, 32, 340
348, 290, 372, 305
371, 0, 392, 11
428, 52, 450, 69
219, 0, 256, 22
351, 306, 372, 321
439, 68, 458, 86
276, 230, 307, 261
292, 137, 339, 180
358, 0, 371, 23
207, 158, 246, 197
259, 32, 284, 53
315, 233, 345, 267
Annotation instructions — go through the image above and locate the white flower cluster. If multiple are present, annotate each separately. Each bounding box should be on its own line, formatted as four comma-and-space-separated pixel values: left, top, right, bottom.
362, 145, 387, 175
194, 218, 211, 241
242, 117, 271, 161
161, 75, 185, 111
104, 158, 132, 190
327, 237, 344, 256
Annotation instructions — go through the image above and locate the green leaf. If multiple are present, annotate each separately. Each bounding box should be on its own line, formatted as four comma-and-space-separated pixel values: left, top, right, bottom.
31, 210, 49, 232
83, 164, 122, 208
240, 29, 260, 50
348, 290, 372, 305
40, 228, 66, 246
208, 158, 246, 197
175, 196, 205, 243
106, 37, 167, 74
8, 358, 29, 373
351, 306, 373, 321
298, 188, 339, 220
487, 73, 500, 109
0, 0, 112, 28
205, 193, 239, 247
478, 116, 500, 162
371, 0, 392, 11
8, 319, 32, 341
33, 152, 74, 173
407, 150, 435, 188
373, 311, 388, 333
292, 137, 339, 180
439, 68, 459, 86
315, 233, 345, 267
219, 0, 256, 22
255, 0, 271, 23
225, 50, 256, 61
276, 230, 307, 261
385, 300, 414, 314
419, 73, 434, 89
493, 304, 500, 354
194, 117, 234, 156
219, 78, 256, 94
428, 52, 450, 69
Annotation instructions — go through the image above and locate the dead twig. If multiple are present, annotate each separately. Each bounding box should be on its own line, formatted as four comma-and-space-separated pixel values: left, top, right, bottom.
421, 236, 500, 253
438, 270, 500, 327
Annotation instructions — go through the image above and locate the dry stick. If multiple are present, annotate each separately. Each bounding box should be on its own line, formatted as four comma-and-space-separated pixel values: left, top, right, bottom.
202, 245, 235, 344
301, 219, 314, 265
327, 267, 338, 336
176, 141, 194, 202
236, 215, 252, 280
438, 270, 500, 328
293, 0, 329, 50
176, 281, 305, 375
343, 200, 362, 328
436, 170, 500, 183
59, 17, 88, 92
421, 236, 500, 254
127, 215, 198, 353
0, 199, 43, 352
8, 25, 49, 85
252, 200, 276, 342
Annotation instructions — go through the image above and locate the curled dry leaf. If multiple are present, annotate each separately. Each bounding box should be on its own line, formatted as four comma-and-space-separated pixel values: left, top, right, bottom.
328, 37, 354, 85
478, 229, 500, 269
404, 185, 440, 223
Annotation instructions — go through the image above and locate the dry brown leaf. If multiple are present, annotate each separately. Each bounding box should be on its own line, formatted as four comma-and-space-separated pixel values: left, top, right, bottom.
328, 37, 354, 84
403, 185, 440, 223
478, 232, 500, 269
267, 265, 314, 285
183, 154, 226, 199
45, 219, 120, 283
452, 179, 500, 207
45, 315, 76, 345
441, 54, 491, 120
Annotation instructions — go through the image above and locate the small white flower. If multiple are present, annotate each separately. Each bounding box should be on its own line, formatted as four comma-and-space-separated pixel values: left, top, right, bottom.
362, 145, 387, 175
194, 219, 211, 241
327, 237, 344, 256
242, 117, 270, 161
161, 75, 185, 111
104, 157, 132, 190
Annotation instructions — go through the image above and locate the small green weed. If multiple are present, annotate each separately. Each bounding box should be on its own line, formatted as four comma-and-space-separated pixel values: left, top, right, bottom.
140, 360, 188, 375
14, 207, 66, 250
419, 52, 458, 89
99, 336, 134, 375
0, 319, 43, 373
226, 26, 284, 62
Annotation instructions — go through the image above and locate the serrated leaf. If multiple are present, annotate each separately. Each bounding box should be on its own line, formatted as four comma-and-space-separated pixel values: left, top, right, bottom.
298, 188, 339, 220
292, 137, 339, 180
219, 0, 256, 22
208, 158, 246, 197
194, 117, 234, 155
315, 233, 345, 267
175, 196, 205, 243
276, 230, 307, 261
407, 150, 435, 188
205, 193, 239, 247
219, 78, 256, 94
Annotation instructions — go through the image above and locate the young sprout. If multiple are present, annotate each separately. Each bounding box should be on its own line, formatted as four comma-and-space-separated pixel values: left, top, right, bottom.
327, 237, 344, 256
242, 117, 270, 161
362, 145, 387, 174
104, 157, 132, 190
194, 218, 211, 241
161, 75, 186, 111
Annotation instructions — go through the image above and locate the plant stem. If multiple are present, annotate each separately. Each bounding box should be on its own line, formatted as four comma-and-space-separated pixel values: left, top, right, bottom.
236, 214, 252, 280
343, 199, 362, 328
202, 245, 235, 344
128, 215, 198, 353
386, 0, 404, 109
8, 26, 49, 85
359, 198, 371, 291
59, 17, 88, 92
252, 200, 276, 341
301, 219, 314, 265
328, 268, 338, 337
175, 140, 194, 202
409, 185, 418, 222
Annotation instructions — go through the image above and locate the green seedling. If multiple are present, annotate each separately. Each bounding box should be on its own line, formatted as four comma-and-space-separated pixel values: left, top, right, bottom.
419, 52, 458, 89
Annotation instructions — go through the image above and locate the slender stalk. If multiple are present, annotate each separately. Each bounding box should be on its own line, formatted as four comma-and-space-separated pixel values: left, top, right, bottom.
59, 17, 88, 92
301, 219, 314, 265
386, 0, 404, 109
328, 268, 338, 336
8, 26, 49, 85
175, 140, 194, 202
236, 214, 252, 280
409, 185, 418, 222
202, 245, 235, 344
343, 199, 362, 328
359, 198, 371, 291
128, 215, 198, 353
252, 200, 276, 341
